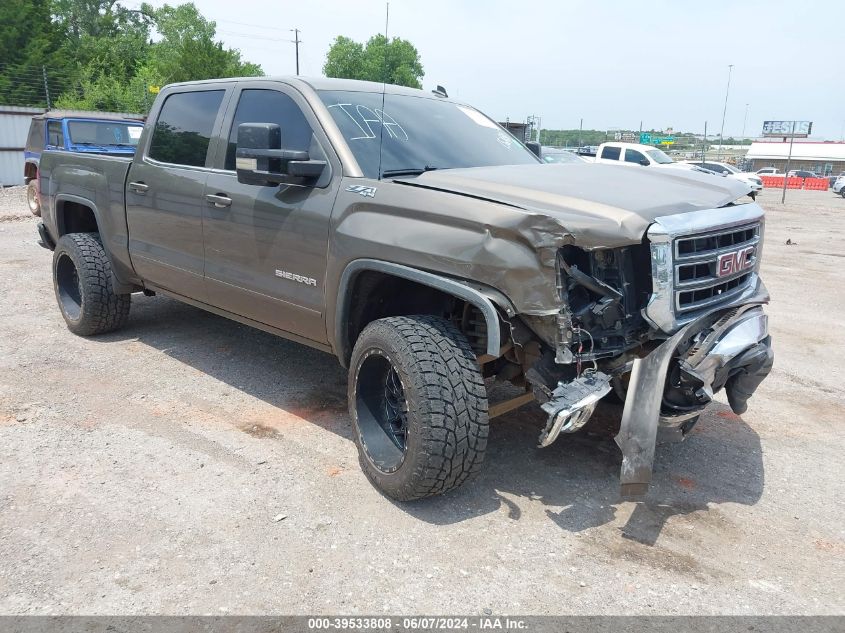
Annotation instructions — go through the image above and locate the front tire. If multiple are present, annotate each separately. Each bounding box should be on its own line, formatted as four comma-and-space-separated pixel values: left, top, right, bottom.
52, 233, 130, 336
348, 315, 489, 501
27, 180, 40, 216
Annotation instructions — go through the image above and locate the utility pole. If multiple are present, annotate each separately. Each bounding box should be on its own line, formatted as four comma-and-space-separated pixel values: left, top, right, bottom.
42, 66, 51, 110
290, 29, 301, 75
717, 64, 733, 160
741, 103, 749, 139
578, 118, 583, 150
782, 121, 796, 205
702, 121, 707, 164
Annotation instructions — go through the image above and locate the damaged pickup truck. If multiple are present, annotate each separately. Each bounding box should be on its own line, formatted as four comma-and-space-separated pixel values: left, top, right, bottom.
35, 77, 773, 500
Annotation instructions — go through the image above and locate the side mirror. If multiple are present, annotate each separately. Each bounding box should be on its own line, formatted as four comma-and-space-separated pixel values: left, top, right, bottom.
639, 159, 650, 166
525, 141, 542, 158
235, 122, 326, 186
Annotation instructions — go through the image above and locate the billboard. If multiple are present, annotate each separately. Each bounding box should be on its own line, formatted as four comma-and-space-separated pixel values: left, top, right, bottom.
762, 120, 812, 137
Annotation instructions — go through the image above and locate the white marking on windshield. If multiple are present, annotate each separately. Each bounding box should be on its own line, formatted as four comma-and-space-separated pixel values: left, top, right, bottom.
327, 103, 409, 142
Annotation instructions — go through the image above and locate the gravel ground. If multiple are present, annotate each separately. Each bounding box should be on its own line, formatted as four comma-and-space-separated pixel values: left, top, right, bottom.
0, 188, 843, 615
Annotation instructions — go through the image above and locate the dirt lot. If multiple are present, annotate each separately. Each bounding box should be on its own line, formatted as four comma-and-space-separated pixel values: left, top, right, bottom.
0, 186, 843, 615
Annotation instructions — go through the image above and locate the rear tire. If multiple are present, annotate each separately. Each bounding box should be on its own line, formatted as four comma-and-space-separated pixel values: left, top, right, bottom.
27, 180, 40, 216
52, 233, 130, 336
348, 315, 489, 501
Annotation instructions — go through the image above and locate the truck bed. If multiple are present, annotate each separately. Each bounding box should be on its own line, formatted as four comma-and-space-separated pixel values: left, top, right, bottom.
38, 150, 135, 288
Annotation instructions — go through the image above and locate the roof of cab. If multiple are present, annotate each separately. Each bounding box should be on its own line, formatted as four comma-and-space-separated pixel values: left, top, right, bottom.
162, 75, 445, 99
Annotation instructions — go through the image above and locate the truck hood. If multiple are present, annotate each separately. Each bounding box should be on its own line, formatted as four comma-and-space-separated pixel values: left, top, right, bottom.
396, 163, 752, 247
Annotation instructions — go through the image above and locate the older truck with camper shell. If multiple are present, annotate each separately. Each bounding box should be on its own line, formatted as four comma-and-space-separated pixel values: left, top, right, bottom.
35, 77, 773, 500
24, 110, 144, 216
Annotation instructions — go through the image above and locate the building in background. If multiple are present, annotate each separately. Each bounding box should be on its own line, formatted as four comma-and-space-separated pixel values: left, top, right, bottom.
499, 121, 529, 142
746, 141, 845, 175
0, 105, 46, 186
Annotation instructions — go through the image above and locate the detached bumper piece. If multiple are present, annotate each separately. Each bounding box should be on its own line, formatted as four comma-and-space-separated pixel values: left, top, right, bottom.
615, 305, 773, 499
538, 371, 611, 447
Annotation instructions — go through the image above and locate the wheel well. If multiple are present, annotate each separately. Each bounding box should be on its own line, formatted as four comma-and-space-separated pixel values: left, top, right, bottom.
56, 200, 99, 236
344, 271, 489, 364
24, 162, 37, 181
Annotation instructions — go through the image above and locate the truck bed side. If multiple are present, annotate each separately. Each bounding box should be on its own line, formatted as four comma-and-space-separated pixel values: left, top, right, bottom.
38, 150, 137, 288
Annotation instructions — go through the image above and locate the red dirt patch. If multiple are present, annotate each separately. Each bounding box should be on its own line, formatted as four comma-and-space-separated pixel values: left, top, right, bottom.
674, 476, 696, 491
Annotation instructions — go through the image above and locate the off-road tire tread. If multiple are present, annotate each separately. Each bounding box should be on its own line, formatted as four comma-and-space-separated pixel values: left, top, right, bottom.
53, 233, 130, 335
350, 315, 489, 501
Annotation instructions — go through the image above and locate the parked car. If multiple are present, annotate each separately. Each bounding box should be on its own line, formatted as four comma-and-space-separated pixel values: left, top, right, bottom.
593, 142, 687, 169
682, 161, 763, 197
35, 77, 773, 501
24, 111, 144, 216
827, 172, 844, 188
756, 167, 780, 175
833, 175, 845, 197
540, 148, 586, 164
787, 169, 819, 179
593, 143, 755, 198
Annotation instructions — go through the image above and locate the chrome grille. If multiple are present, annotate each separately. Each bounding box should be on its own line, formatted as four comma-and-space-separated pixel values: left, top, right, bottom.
643, 204, 766, 334
673, 223, 760, 314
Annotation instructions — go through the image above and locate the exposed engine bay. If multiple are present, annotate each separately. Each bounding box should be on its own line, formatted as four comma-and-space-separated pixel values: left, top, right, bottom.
486, 205, 774, 496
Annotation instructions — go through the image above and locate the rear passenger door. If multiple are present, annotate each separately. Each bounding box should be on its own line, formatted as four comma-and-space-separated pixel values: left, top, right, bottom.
201, 83, 340, 344
126, 86, 229, 301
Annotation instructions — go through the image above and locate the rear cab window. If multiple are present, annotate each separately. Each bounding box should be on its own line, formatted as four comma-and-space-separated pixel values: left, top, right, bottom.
600, 146, 621, 160
148, 90, 225, 167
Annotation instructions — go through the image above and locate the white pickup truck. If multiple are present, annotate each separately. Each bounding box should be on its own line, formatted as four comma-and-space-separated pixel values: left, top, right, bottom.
594, 142, 689, 169
594, 142, 756, 198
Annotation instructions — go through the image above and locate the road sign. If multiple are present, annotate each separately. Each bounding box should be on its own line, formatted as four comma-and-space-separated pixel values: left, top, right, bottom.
639, 133, 674, 145
762, 120, 811, 137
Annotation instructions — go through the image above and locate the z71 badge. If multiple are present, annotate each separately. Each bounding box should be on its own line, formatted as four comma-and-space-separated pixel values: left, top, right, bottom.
345, 184, 377, 198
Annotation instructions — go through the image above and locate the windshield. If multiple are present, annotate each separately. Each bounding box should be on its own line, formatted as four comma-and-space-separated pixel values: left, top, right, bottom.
67, 120, 143, 147
719, 163, 740, 174
318, 90, 539, 178
543, 151, 584, 164
645, 148, 674, 164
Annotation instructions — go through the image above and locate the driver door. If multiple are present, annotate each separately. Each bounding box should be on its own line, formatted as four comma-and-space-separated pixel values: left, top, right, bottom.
202, 83, 340, 345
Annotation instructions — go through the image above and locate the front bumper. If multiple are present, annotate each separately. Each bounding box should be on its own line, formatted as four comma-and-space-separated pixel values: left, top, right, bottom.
614, 296, 773, 497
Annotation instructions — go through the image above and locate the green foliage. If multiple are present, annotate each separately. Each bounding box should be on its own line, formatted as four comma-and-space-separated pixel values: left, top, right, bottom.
142, 3, 262, 85
0, 0, 262, 112
323, 34, 424, 88
0, 0, 70, 107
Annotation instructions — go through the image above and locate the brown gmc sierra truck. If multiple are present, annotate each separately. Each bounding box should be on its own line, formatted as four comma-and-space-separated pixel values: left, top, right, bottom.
35, 77, 774, 500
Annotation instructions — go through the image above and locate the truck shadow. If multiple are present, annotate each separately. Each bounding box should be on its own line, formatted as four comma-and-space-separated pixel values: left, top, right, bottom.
402, 399, 764, 546
99, 295, 764, 546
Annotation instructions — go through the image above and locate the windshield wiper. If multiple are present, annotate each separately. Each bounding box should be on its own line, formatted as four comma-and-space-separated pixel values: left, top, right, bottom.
382, 165, 440, 178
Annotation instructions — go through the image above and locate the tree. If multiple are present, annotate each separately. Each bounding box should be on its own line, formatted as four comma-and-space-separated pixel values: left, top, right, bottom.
0, 0, 70, 107
323, 34, 423, 88
141, 3, 261, 85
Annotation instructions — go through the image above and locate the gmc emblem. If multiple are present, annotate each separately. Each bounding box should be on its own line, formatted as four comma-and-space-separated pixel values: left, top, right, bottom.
716, 246, 755, 278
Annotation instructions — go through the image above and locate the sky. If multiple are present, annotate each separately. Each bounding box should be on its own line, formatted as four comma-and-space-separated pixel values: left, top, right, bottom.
141, 0, 841, 138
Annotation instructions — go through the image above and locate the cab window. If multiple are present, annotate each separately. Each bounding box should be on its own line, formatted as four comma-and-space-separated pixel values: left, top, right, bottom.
148, 90, 225, 167
224, 89, 314, 171
624, 149, 646, 164
600, 146, 621, 160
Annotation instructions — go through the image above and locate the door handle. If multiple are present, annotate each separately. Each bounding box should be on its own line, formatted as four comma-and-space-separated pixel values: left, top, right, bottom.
128, 181, 149, 194
205, 193, 232, 208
